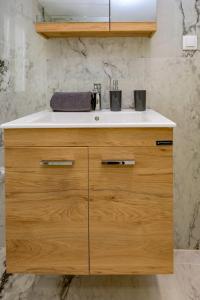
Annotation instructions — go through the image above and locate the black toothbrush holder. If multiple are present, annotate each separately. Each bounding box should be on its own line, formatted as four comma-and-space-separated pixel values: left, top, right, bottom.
134, 90, 146, 111
110, 80, 122, 111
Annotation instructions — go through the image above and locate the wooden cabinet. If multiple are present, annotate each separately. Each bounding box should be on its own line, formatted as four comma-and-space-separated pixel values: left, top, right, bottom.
35, 0, 157, 38
4, 128, 173, 275
5, 147, 89, 274
89, 147, 173, 275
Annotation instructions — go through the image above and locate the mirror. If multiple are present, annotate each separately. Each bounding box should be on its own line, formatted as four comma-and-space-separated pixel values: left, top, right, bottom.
110, 0, 157, 22
38, 0, 109, 22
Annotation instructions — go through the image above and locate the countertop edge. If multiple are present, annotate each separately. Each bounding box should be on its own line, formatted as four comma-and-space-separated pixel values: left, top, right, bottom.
0, 109, 176, 129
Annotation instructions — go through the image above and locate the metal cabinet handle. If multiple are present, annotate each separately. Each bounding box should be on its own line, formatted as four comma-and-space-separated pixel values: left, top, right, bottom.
40, 160, 74, 167
102, 160, 136, 166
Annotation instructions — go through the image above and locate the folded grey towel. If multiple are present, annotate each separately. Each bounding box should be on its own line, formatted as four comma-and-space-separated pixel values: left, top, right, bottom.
50, 92, 92, 112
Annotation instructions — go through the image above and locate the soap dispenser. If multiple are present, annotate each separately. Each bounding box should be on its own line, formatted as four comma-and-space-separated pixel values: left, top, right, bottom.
110, 80, 122, 111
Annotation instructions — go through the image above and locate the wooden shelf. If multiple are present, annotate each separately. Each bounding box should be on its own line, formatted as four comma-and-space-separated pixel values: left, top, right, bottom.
110, 22, 157, 37
35, 22, 109, 38
35, 22, 156, 38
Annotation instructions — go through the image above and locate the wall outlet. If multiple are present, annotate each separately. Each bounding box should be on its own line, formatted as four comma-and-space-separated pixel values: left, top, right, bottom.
183, 35, 198, 50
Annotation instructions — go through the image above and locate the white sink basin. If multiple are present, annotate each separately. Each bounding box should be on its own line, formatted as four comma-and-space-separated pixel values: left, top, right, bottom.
1, 109, 176, 129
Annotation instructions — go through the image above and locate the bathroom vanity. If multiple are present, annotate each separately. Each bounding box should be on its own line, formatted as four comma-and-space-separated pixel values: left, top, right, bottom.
1, 110, 176, 275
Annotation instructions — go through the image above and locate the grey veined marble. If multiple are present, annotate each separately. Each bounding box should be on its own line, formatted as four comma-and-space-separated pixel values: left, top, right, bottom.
0, 0, 200, 249
0, 248, 200, 300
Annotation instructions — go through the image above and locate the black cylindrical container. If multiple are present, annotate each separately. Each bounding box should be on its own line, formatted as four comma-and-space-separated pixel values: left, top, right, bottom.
110, 91, 122, 111
91, 92, 96, 110
134, 90, 146, 111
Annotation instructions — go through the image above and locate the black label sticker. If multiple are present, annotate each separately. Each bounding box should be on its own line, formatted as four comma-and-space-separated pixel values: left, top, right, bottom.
156, 140, 173, 146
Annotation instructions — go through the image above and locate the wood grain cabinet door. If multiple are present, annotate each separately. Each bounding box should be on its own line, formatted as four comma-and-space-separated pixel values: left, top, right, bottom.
89, 147, 173, 275
5, 147, 89, 274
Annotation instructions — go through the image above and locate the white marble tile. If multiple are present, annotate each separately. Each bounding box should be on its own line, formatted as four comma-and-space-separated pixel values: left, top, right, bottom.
175, 249, 200, 265
144, 53, 200, 249
0, 247, 5, 276
0, 183, 4, 227
0, 227, 4, 248
0, 0, 47, 125
175, 264, 200, 299
46, 38, 146, 107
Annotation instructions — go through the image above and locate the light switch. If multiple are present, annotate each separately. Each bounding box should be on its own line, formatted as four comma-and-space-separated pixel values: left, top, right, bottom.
183, 35, 198, 50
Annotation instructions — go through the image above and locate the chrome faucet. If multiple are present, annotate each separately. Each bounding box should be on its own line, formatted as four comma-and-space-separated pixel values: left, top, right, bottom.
93, 83, 102, 111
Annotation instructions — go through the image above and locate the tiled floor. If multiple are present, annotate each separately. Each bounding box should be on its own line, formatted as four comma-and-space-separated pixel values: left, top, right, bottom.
0, 248, 199, 300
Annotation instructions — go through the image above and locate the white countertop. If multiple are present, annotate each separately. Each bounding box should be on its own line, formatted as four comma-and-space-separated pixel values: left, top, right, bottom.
1, 109, 176, 129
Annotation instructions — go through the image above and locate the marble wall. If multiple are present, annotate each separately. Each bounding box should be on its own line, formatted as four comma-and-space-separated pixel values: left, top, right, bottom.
0, 0, 200, 249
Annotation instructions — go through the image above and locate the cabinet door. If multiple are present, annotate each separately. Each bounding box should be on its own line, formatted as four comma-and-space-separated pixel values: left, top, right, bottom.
89, 147, 173, 275
110, 0, 157, 22
38, 0, 109, 22
110, 0, 157, 35
6, 147, 89, 274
